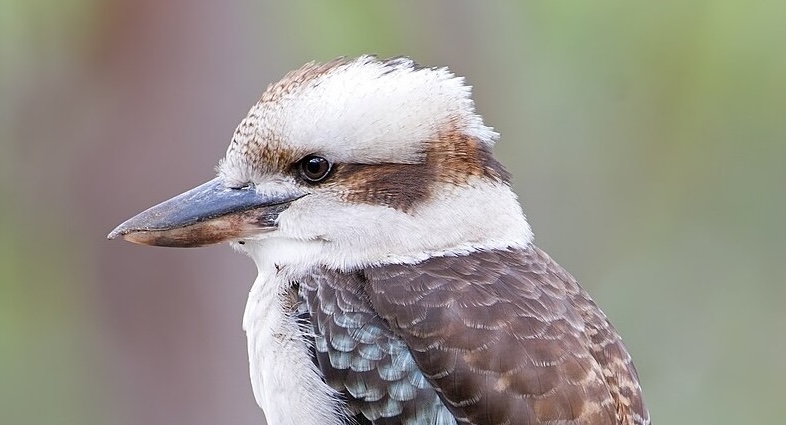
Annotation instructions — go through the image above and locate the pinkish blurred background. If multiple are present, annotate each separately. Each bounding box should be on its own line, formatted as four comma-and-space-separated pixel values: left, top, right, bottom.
2, 1, 785, 424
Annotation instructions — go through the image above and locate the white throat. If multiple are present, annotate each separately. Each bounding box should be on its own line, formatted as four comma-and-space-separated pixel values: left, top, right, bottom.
242, 264, 347, 425
248, 178, 534, 271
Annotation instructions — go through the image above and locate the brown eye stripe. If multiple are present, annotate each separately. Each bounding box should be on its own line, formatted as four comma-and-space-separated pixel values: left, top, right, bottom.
330, 132, 509, 212
428, 130, 510, 184
332, 162, 433, 212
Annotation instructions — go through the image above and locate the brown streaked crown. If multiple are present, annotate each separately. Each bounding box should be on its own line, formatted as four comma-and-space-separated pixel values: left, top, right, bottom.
218, 56, 510, 212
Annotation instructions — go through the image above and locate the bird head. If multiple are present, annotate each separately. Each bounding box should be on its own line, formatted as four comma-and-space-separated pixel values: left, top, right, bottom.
109, 56, 532, 270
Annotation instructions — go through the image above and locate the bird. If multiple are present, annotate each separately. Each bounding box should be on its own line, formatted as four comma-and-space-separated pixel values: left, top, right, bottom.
108, 55, 650, 425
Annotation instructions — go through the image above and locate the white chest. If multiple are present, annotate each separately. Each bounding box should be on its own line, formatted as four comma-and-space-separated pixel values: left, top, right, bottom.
242, 268, 345, 425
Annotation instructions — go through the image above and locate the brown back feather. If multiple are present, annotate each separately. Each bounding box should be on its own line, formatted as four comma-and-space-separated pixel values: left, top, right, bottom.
362, 246, 649, 425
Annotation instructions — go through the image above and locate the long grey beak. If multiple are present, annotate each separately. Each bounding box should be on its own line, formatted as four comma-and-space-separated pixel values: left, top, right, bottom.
108, 178, 303, 247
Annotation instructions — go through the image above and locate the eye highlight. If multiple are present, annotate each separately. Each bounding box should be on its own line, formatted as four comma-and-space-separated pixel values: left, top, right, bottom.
299, 155, 332, 183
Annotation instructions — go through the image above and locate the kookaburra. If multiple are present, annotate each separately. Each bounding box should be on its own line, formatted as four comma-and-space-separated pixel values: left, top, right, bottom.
109, 56, 650, 425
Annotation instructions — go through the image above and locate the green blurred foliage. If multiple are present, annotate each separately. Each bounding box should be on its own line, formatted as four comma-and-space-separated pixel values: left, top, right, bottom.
1, 1, 784, 424
1, 0, 104, 423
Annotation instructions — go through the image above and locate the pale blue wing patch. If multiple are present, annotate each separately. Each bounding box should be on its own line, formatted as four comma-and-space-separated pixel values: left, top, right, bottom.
299, 271, 457, 425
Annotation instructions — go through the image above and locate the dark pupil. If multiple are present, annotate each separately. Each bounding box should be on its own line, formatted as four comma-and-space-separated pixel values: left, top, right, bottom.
306, 158, 325, 174
303, 156, 329, 180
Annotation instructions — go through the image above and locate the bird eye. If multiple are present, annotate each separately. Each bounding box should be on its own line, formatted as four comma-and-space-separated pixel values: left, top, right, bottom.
299, 155, 332, 183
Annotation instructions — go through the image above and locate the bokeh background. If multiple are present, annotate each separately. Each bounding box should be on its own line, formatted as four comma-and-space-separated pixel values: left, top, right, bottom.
2, 1, 784, 424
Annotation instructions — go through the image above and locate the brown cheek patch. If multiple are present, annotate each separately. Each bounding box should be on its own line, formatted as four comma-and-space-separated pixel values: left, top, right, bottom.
331, 133, 510, 212
428, 130, 511, 184
333, 163, 434, 212
477, 144, 511, 183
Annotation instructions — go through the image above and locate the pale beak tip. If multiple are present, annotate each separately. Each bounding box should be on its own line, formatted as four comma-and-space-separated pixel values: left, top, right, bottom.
107, 223, 130, 241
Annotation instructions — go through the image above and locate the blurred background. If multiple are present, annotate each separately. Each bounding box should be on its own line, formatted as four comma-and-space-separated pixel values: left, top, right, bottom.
1, 1, 784, 424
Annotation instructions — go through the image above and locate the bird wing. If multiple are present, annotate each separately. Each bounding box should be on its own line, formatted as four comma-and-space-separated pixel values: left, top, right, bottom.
363, 246, 650, 425
299, 271, 458, 425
